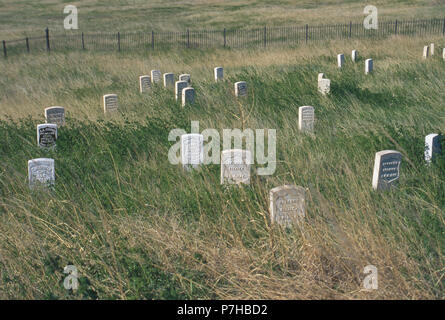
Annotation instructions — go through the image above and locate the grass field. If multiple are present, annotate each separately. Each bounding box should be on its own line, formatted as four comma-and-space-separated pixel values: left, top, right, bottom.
0, 0, 444, 300
1, 0, 445, 39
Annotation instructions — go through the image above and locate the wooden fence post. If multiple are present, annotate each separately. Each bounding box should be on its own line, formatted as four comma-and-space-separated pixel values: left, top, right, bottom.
187, 29, 190, 48
443, 18, 445, 36
395, 20, 398, 35
81, 32, 85, 50
349, 21, 352, 38
305, 24, 308, 43
117, 32, 121, 52
2, 40, 6, 59
151, 31, 154, 50
263, 26, 266, 48
26, 37, 30, 53
224, 28, 226, 47
45, 27, 50, 52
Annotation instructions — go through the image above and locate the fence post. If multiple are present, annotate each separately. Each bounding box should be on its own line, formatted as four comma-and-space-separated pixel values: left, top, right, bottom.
117, 32, 120, 52
305, 24, 308, 43
45, 27, 50, 52
224, 28, 226, 47
2, 40, 6, 59
26, 37, 30, 53
349, 21, 352, 38
443, 18, 445, 36
151, 31, 154, 50
263, 26, 266, 48
395, 20, 398, 35
187, 29, 190, 48
81, 32, 85, 50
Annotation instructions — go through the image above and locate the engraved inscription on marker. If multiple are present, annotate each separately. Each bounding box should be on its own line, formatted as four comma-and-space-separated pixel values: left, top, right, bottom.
37, 124, 57, 149
45, 106, 65, 126
28, 158, 55, 188
182, 87, 195, 107
179, 74, 191, 84
372, 150, 402, 190
234, 81, 247, 97
220, 149, 251, 185
214, 67, 223, 82
103, 94, 118, 113
163, 73, 175, 88
269, 185, 306, 227
175, 81, 188, 101
298, 106, 315, 132
151, 70, 162, 83
181, 134, 204, 170
318, 78, 330, 95
139, 75, 151, 93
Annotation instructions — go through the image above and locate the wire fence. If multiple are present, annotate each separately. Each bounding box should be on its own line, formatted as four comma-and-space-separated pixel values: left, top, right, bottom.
2, 18, 445, 58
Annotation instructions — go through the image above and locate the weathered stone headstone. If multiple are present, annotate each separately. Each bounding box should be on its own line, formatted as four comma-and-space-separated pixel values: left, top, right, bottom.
28, 158, 55, 189
151, 70, 162, 84
443, 48, 445, 60
318, 73, 325, 82
372, 150, 402, 190
45, 107, 65, 126
181, 134, 204, 170
214, 67, 223, 82
139, 75, 151, 93
37, 124, 57, 149
163, 73, 174, 88
175, 81, 188, 101
298, 106, 315, 132
365, 59, 373, 74
337, 54, 345, 68
182, 87, 195, 107
423, 46, 429, 59
220, 149, 251, 185
234, 81, 247, 97
318, 78, 330, 95
352, 50, 358, 62
430, 43, 435, 56
269, 185, 306, 227
425, 133, 442, 164
103, 94, 118, 113
179, 74, 191, 84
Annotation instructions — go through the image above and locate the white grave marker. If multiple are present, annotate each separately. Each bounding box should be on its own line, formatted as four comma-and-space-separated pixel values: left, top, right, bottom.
163, 73, 174, 88
423, 46, 429, 59
425, 134, 442, 164
234, 81, 247, 97
269, 185, 306, 227
214, 67, 223, 82
175, 81, 188, 101
139, 75, 151, 93
151, 70, 162, 84
103, 94, 118, 113
37, 124, 57, 149
298, 106, 315, 132
181, 134, 204, 170
337, 54, 345, 68
318, 73, 325, 82
179, 74, 191, 84
430, 43, 435, 56
365, 59, 373, 74
45, 107, 65, 126
372, 150, 402, 190
352, 50, 358, 62
28, 158, 55, 189
182, 87, 195, 107
318, 79, 330, 95
220, 149, 251, 185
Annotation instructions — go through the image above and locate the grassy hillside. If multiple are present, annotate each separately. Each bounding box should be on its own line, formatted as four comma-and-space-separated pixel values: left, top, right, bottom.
0, 35, 444, 299
1, 0, 445, 39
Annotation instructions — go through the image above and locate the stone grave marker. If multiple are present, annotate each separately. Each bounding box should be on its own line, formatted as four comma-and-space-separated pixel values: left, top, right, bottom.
234, 81, 247, 97
372, 150, 402, 190
103, 94, 118, 113
28, 158, 55, 189
269, 185, 306, 227
37, 124, 57, 149
182, 87, 195, 107
175, 81, 188, 101
298, 106, 315, 132
151, 70, 162, 84
45, 106, 65, 126
425, 133, 442, 164
163, 73, 174, 88
214, 67, 223, 82
139, 75, 151, 93
220, 149, 251, 185
337, 54, 345, 68
443, 48, 445, 60
181, 134, 204, 170
430, 43, 435, 56
352, 50, 358, 62
179, 74, 191, 84
318, 73, 325, 82
423, 46, 429, 59
365, 59, 373, 74
318, 78, 330, 95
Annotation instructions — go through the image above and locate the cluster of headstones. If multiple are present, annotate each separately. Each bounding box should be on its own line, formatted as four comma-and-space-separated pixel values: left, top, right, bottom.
337, 50, 373, 73
422, 43, 445, 60
102, 67, 248, 113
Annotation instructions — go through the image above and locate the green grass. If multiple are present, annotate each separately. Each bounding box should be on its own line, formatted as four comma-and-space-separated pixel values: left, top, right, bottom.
0, 35, 444, 299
